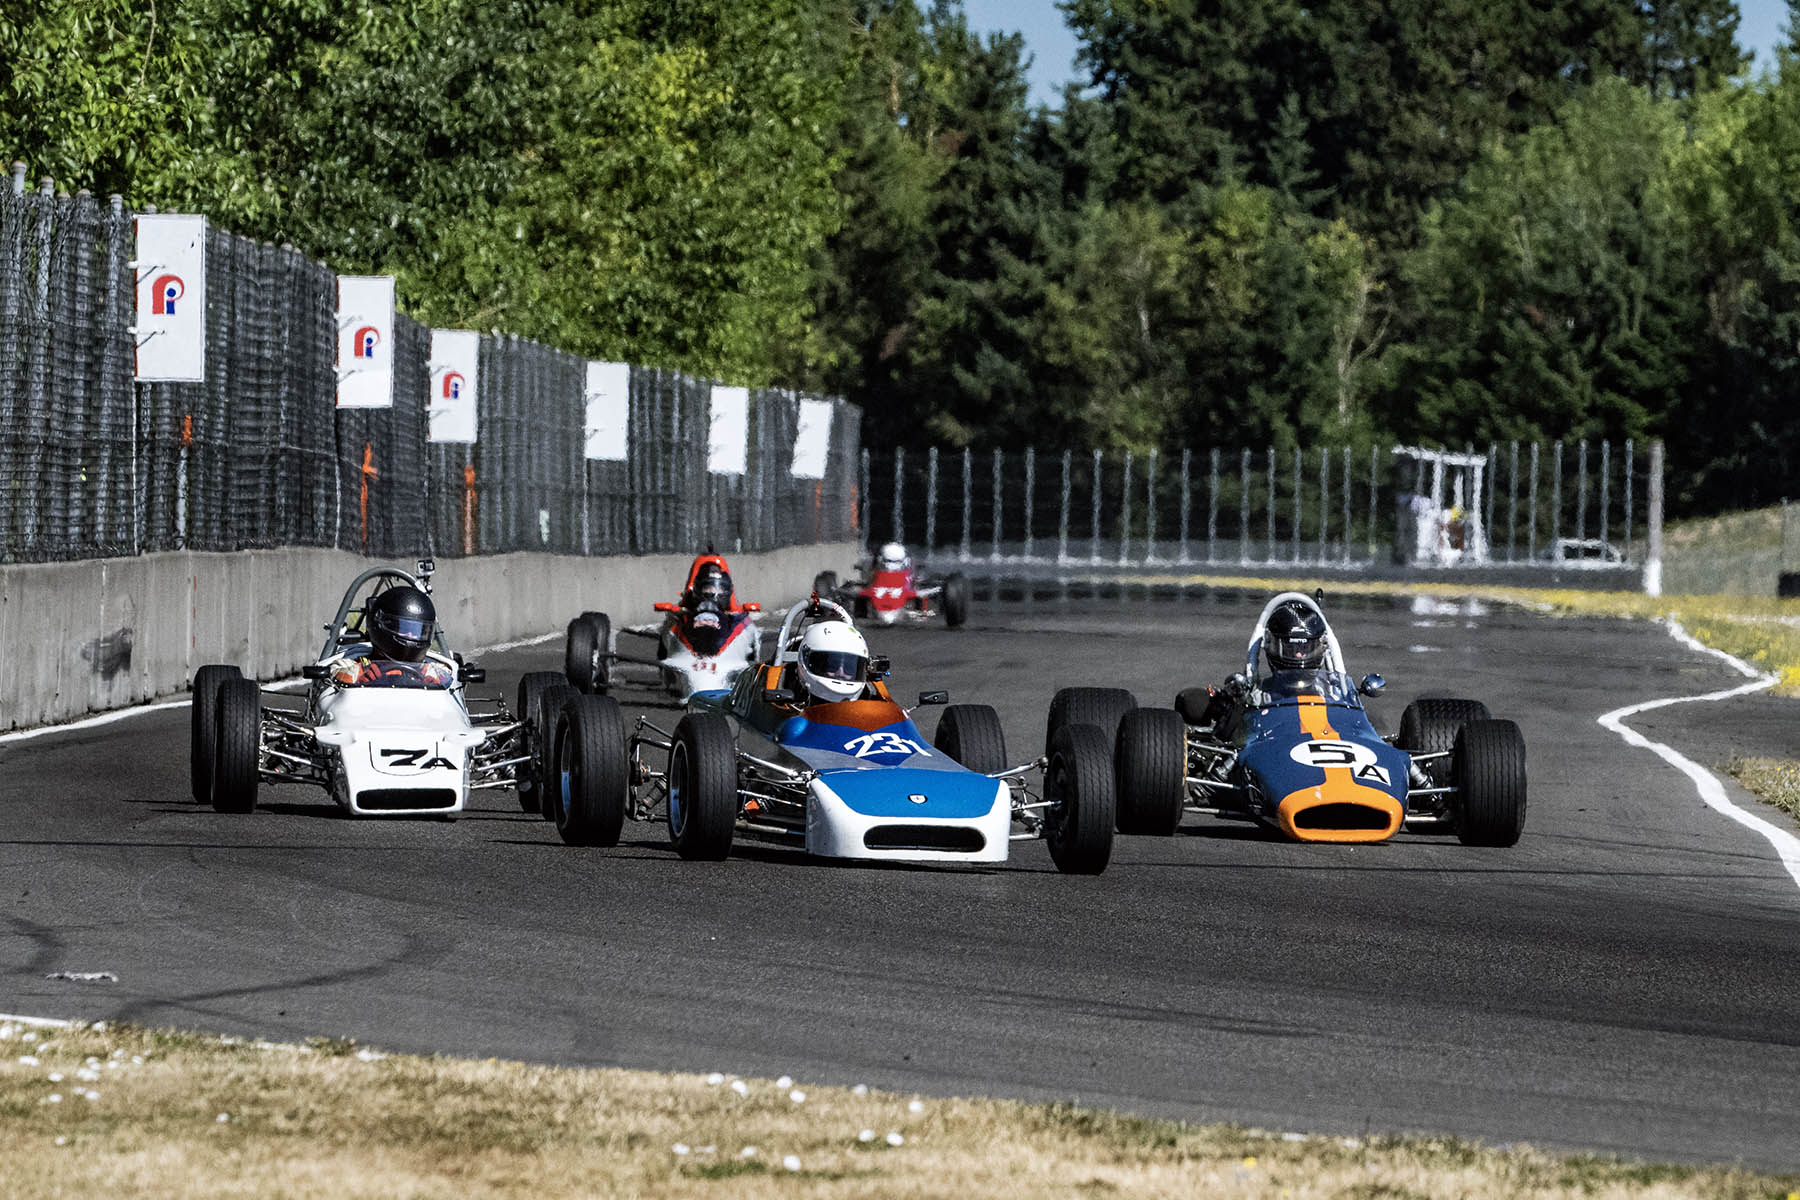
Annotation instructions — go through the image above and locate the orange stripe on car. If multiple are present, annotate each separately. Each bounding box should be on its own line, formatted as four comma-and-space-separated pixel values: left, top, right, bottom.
1278, 696, 1402, 843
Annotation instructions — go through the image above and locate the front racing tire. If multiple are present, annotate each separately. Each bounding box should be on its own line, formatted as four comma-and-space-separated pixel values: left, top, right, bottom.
190, 664, 243, 803
210, 677, 261, 814
933, 704, 1007, 775
1452, 719, 1527, 847
942, 573, 971, 628
535, 683, 578, 821
564, 611, 611, 695
668, 714, 737, 860
1044, 723, 1115, 874
1115, 707, 1187, 836
1045, 686, 1137, 755
551, 694, 629, 846
1397, 698, 1492, 788
514, 670, 565, 813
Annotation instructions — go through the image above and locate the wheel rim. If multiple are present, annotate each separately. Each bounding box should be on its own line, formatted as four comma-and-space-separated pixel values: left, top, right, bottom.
1045, 755, 1069, 847
668, 741, 689, 837
551, 726, 572, 825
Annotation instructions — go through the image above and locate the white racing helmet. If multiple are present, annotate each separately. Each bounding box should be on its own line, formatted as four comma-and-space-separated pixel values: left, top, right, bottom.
796, 620, 870, 704
876, 541, 910, 571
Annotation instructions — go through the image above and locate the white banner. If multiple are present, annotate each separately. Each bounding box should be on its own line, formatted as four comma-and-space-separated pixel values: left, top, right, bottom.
583, 361, 629, 460
133, 214, 207, 382
336, 275, 395, 409
708, 385, 749, 476
791, 398, 834, 479
428, 329, 479, 443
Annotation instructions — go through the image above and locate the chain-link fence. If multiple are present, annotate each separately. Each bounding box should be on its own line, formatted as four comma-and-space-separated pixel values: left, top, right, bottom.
0, 179, 861, 565
862, 439, 1660, 572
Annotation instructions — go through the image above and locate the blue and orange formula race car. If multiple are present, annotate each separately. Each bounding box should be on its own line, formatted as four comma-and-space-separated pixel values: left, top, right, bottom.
554, 595, 1117, 873
1068, 591, 1527, 846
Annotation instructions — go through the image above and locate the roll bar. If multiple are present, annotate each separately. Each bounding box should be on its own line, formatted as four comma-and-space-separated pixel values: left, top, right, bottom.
1243, 591, 1348, 678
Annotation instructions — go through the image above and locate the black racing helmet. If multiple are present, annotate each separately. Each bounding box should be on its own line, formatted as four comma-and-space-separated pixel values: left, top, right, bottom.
368, 585, 436, 662
691, 563, 733, 612
1265, 602, 1328, 672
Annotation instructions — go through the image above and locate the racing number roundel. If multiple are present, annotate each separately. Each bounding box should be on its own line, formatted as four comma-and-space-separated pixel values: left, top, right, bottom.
1288, 739, 1391, 785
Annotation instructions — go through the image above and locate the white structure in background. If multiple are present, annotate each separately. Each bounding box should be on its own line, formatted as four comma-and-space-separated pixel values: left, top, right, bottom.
335, 275, 395, 408
133, 214, 208, 382
708, 385, 749, 475
791, 398, 834, 478
1393, 446, 1488, 565
583, 361, 629, 460
427, 329, 479, 443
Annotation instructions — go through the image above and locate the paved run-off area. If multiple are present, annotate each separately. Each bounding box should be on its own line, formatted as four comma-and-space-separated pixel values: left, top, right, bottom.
2, 583, 1797, 1171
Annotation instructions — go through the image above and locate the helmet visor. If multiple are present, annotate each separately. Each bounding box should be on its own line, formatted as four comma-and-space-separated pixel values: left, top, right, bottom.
380, 615, 432, 645
1272, 632, 1324, 666
803, 649, 867, 684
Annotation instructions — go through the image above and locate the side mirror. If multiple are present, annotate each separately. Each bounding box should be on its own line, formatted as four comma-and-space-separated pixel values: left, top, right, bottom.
743, 602, 761, 612
1358, 673, 1385, 697
302, 663, 329, 681
763, 683, 801, 706
917, 690, 949, 706
461, 663, 486, 684
654, 601, 678, 613
868, 654, 891, 680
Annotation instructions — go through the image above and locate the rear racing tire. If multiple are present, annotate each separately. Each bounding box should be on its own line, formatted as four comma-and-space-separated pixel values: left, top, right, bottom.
1397, 698, 1492, 787
564, 611, 611, 695
551, 694, 629, 846
210, 677, 261, 814
1044, 723, 1115, 874
933, 704, 1007, 775
190, 664, 243, 803
668, 714, 737, 860
942, 573, 971, 628
514, 670, 565, 813
1114, 707, 1187, 836
1452, 719, 1527, 847
535, 684, 578, 821
1045, 686, 1138, 755
1173, 687, 1214, 727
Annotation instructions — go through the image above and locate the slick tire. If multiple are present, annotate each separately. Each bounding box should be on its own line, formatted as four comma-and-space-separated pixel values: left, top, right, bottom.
536, 684, 577, 821
211, 677, 261, 815
552, 694, 630, 847
1045, 686, 1137, 755
933, 704, 1007, 775
514, 670, 565, 813
564, 611, 612, 695
1044, 723, 1115, 875
668, 714, 737, 861
1397, 698, 1492, 787
1114, 707, 1187, 836
1453, 719, 1528, 847
942, 573, 971, 628
190, 664, 243, 803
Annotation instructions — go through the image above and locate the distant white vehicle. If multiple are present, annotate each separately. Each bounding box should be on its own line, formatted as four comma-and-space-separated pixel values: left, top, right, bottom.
1538, 537, 1624, 566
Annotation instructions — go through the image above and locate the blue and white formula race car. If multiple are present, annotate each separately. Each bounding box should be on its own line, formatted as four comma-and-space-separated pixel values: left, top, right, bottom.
1079, 591, 1527, 846
550, 596, 1118, 873
188, 562, 527, 817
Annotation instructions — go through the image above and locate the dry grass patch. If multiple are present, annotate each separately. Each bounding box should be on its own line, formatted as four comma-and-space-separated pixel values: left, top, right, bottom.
1, 1021, 1795, 1199
1725, 756, 1800, 822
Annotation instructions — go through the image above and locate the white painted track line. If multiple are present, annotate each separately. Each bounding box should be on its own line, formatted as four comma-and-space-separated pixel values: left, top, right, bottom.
1596, 619, 1800, 890
0, 631, 561, 746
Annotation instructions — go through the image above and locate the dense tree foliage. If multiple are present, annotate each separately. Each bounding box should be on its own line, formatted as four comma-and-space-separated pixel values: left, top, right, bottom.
2, 0, 1795, 511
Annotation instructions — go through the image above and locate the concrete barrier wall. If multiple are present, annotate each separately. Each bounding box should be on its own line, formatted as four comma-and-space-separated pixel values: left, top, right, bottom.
0, 542, 860, 731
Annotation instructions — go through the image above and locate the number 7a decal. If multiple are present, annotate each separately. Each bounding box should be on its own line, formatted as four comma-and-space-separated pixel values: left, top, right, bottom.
844, 731, 932, 759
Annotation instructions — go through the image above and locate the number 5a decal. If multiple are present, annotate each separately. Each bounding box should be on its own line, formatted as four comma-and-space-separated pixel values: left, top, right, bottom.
1287, 739, 1391, 785
844, 731, 932, 759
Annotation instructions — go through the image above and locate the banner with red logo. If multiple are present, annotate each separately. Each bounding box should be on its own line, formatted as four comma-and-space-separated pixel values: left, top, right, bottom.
708, 385, 749, 476
790, 398, 834, 478
583, 361, 629, 460
133, 214, 207, 382
336, 275, 394, 408
428, 329, 479, 443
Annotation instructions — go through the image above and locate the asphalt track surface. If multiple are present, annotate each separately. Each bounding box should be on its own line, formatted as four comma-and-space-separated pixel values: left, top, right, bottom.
4, 583, 1800, 1171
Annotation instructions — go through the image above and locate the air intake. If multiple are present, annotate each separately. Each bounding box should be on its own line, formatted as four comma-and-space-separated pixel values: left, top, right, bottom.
358, 789, 458, 812
863, 825, 986, 853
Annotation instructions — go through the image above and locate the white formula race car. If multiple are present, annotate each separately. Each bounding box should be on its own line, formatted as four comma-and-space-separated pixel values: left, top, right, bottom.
188, 562, 529, 817
563, 552, 764, 701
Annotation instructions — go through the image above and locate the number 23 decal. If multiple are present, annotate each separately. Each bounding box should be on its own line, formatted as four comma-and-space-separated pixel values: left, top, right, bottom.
844, 731, 932, 759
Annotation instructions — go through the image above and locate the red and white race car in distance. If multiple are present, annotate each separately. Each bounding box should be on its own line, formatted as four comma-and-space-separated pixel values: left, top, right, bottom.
814, 542, 970, 628
564, 553, 764, 701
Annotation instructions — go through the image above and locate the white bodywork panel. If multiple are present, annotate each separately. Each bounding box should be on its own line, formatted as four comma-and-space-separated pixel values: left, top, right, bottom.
804, 775, 1010, 864
312, 686, 486, 816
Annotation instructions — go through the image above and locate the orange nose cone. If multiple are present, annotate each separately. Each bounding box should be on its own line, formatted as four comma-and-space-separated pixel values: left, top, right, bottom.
1276, 784, 1404, 843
